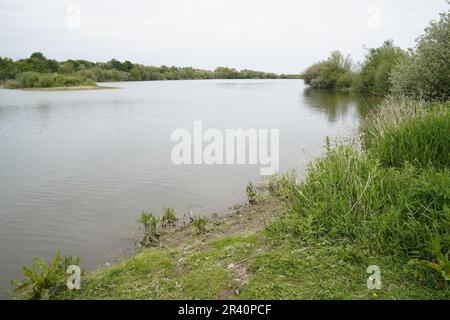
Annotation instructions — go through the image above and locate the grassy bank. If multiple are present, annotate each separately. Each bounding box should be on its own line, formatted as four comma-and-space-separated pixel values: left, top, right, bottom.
54, 194, 449, 300
11, 98, 443, 300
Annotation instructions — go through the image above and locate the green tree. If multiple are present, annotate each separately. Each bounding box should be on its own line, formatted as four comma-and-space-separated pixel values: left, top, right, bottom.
390, 10, 450, 101
303, 51, 353, 89
122, 60, 134, 72
130, 66, 143, 80
0, 57, 19, 80
60, 61, 74, 74
355, 40, 405, 96
214, 67, 240, 79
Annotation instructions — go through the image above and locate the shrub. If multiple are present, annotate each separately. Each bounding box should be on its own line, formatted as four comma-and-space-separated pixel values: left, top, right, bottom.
246, 181, 258, 205
0, 57, 19, 80
303, 51, 353, 90
37, 73, 57, 87
161, 207, 178, 227
11, 251, 80, 300
4, 79, 20, 89
410, 234, 450, 288
192, 215, 209, 235
15, 71, 41, 88
336, 71, 354, 90
266, 171, 297, 199
304, 62, 328, 87
54, 74, 82, 87
137, 210, 159, 246
4, 71, 95, 88
76, 69, 97, 82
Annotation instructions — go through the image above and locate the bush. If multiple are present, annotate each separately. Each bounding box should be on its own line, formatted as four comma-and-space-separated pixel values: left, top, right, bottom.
246, 181, 258, 205
355, 40, 405, 96
11, 251, 80, 300
192, 215, 209, 235
137, 211, 159, 246
54, 74, 81, 87
266, 171, 297, 199
390, 11, 450, 101
303, 62, 328, 88
37, 73, 57, 87
161, 207, 178, 227
4, 71, 95, 88
303, 51, 353, 90
15, 71, 41, 88
410, 234, 450, 287
0, 57, 19, 80
76, 69, 97, 82
4, 79, 20, 89
336, 71, 354, 90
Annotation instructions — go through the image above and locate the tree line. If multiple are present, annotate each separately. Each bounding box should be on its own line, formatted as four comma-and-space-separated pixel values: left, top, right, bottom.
0, 53, 287, 88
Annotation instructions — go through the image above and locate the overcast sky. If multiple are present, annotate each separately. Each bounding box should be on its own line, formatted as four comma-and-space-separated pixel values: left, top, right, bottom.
0, 0, 448, 73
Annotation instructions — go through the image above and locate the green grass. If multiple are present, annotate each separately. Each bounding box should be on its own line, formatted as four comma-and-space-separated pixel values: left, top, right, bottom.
367, 110, 450, 168
56, 234, 260, 299
53, 230, 449, 300
269, 146, 449, 259
265, 99, 450, 291
361, 98, 450, 169
239, 240, 449, 300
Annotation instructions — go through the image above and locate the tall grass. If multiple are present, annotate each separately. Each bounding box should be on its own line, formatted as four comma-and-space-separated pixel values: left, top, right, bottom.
360, 97, 426, 149
137, 211, 159, 246
363, 101, 450, 168
192, 215, 209, 235
161, 207, 178, 227
271, 146, 449, 257
269, 99, 450, 267
372, 112, 449, 168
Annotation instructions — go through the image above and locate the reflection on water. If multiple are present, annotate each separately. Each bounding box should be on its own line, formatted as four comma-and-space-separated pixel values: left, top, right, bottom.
0, 79, 380, 298
303, 87, 381, 124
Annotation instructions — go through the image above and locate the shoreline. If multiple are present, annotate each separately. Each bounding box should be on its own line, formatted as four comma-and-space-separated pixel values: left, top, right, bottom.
18, 85, 120, 91
51, 186, 450, 300
53, 193, 287, 300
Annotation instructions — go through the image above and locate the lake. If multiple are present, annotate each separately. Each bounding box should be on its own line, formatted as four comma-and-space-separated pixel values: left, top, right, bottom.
0, 79, 379, 298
